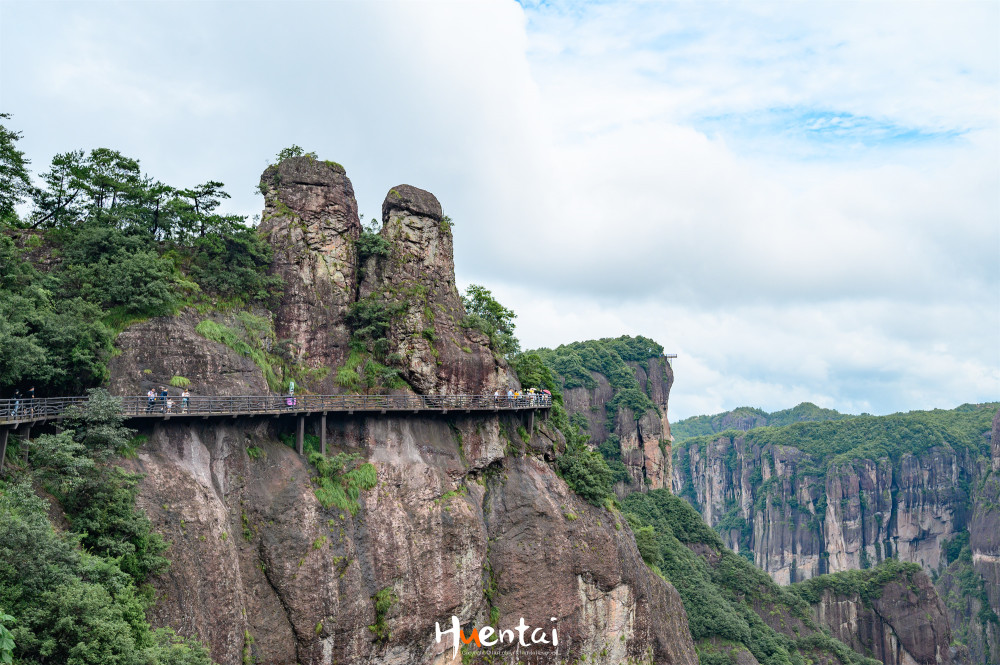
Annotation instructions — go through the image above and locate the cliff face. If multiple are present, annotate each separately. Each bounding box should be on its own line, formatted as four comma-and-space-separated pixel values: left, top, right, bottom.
808, 570, 956, 665
124, 414, 696, 665
107, 159, 698, 665
673, 433, 979, 583
358, 184, 513, 395
561, 357, 674, 494
673, 406, 999, 664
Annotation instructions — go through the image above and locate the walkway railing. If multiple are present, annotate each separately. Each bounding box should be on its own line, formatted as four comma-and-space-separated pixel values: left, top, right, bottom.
0, 393, 552, 426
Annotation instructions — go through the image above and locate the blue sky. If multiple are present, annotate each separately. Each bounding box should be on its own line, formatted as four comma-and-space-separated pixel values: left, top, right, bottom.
1, 0, 997, 419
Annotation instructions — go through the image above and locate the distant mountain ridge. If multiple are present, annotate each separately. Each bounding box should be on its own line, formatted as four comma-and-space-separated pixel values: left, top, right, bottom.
671, 401, 853, 441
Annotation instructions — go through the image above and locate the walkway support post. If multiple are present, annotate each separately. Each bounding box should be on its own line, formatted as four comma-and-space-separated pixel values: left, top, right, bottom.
20, 424, 30, 465
296, 415, 304, 456
0, 427, 8, 475
320, 413, 327, 456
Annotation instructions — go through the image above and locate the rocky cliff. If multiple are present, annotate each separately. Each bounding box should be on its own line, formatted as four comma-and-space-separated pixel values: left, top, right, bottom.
105, 158, 698, 664
796, 565, 958, 665
537, 342, 675, 494
124, 414, 695, 665
673, 405, 999, 663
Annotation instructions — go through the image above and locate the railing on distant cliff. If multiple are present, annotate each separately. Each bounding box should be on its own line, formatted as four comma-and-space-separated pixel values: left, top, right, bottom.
0, 393, 552, 427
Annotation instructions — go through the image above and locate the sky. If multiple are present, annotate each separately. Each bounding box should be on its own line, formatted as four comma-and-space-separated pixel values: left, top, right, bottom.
1, 0, 997, 420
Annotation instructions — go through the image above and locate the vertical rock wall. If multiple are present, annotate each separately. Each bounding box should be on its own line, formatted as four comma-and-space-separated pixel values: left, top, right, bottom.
561, 357, 674, 494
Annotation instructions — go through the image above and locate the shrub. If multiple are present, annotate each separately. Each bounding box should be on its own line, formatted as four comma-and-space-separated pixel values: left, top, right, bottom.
309, 452, 378, 514
556, 445, 614, 506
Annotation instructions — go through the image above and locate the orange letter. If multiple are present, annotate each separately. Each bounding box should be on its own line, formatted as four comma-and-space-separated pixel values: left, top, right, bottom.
460, 628, 481, 648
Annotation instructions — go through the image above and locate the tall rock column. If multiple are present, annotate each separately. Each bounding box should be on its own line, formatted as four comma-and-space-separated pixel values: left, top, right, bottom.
258, 157, 362, 391
359, 185, 514, 394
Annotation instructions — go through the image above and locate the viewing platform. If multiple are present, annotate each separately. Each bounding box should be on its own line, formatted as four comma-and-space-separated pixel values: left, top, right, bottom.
0, 393, 552, 471
0, 393, 552, 427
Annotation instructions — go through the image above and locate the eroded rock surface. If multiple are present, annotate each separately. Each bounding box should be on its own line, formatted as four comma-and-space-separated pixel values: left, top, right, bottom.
359, 184, 514, 395
128, 414, 697, 665
810, 570, 957, 665
257, 157, 362, 390
561, 357, 674, 494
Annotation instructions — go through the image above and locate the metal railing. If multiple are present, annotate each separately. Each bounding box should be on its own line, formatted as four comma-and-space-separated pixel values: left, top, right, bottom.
0, 393, 552, 426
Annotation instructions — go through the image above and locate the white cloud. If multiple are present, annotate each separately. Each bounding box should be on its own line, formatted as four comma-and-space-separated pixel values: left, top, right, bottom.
1, 0, 996, 419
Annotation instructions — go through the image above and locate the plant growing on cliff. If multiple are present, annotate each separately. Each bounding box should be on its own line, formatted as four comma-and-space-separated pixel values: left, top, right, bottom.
368, 587, 398, 642
460, 284, 520, 359
556, 442, 615, 506
0, 608, 14, 665
309, 451, 378, 515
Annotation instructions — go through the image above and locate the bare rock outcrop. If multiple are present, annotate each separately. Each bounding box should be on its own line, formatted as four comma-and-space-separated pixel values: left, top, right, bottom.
359, 184, 514, 395
108, 309, 269, 396
129, 413, 697, 665
257, 157, 362, 390
562, 357, 674, 494
809, 570, 957, 665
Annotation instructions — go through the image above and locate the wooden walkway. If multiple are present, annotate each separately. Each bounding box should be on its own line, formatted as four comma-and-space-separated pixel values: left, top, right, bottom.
0, 393, 551, 471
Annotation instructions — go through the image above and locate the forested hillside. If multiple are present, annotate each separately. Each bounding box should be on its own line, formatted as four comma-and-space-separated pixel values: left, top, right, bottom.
671, 402, 853, 441
0, 114, 281, 397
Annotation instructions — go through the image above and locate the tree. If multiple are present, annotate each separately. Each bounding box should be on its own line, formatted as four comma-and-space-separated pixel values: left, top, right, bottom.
0, 114, 32, 227
460, 284, 520, 358
274, 144, 317, 163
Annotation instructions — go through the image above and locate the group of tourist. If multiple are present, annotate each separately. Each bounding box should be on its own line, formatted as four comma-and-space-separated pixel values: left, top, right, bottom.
492, 387, 550, 407
5, 387, 35, 418
146, 387, 191, 414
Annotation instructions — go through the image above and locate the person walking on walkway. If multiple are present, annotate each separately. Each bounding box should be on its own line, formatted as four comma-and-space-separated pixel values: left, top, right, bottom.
11, 390, 21, 417
146, 388, 156, 412
181, 389, 190, 414
159, 386, 168, 413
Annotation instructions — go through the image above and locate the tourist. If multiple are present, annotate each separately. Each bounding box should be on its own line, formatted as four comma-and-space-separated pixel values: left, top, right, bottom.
11, 390, 20, 417
166, 397, 175, 413
181, 389, 190, 413
146, 388, 156, 412
160, 386, 168, 413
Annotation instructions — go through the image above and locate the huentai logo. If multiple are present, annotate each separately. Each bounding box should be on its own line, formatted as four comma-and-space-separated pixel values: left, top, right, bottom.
435, 616, 558, 657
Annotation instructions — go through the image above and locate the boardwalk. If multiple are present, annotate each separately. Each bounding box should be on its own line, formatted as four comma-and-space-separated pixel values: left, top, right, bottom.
0, 393, 552, 427
0, 393, 551, 471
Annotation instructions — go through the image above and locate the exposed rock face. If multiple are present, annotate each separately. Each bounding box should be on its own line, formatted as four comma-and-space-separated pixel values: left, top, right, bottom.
128, 413, 697, 665
108, 308, 269, 396
809, 570, 957, 665
953, 409, 1000, 665
561, 357, 674, 494
257, 157, 363, 390
359, 185, 514, 395
110, 161, 514, 398
673, 436, 973, 583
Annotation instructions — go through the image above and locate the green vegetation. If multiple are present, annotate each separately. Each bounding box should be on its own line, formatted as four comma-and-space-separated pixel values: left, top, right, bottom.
0, 115, 282, 397
556, 444, 615, 506
195, 318, 281, 390
308, 451, 378, 515
938, 530, 1000, 660
460, 284, 520, 359
676, 404, 997, 481
671, 402, 852, 442
338, 295, 408, 393
368, 587, 397, 642
529, 335, 664, 425
789, 559, 922, 605
0, 390, 212, 664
